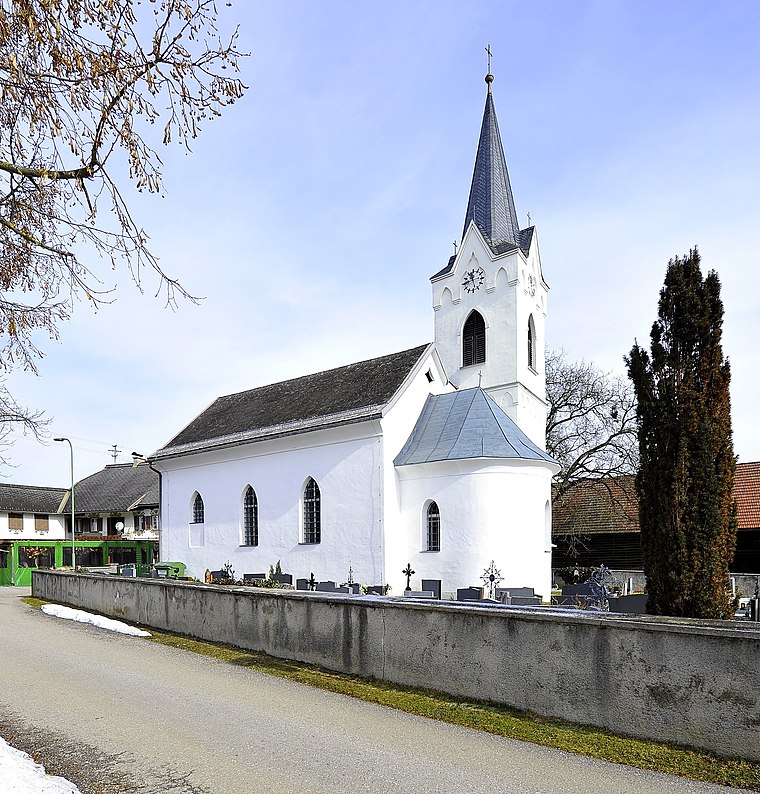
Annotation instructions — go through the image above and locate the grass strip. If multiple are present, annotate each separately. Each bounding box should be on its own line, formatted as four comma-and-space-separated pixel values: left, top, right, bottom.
146, 628, 760, 791
24, 598, 760, 790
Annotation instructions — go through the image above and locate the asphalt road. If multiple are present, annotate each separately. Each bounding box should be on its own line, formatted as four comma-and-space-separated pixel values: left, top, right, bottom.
0, 587, 751, 794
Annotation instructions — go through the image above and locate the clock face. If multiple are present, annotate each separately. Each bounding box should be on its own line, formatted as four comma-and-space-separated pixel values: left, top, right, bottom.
462, 267, 485, 293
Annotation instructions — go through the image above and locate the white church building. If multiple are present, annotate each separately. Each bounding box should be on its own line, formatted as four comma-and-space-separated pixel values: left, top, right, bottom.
152, 72, 560, 598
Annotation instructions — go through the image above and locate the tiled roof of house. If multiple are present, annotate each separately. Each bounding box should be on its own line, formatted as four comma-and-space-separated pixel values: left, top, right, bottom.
155, 345, 430, 458
73, 463, 159, 513
735, 461, 760, 529
395, 388, 558, 467
554, 463, 760, 536
0, 483, 68, 514
552, 476, 638, 536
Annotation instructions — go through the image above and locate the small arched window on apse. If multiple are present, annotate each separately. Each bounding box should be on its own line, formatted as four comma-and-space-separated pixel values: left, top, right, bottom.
426, 501, 441, 552
528, 314, 537, 371
242, 486, 258, 546
463, 310, 486, 367
191, 492, 204, 524
302, 477, 321, 544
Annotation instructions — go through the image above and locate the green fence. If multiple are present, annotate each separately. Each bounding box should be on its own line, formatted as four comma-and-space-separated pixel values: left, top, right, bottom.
0, 540, 157, 586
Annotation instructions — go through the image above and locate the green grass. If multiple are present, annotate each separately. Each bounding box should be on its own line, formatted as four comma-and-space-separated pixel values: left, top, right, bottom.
23, 597, 760, 790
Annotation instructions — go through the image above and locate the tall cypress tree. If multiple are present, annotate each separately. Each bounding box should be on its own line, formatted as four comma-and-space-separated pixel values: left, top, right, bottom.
626, 249, 737, 618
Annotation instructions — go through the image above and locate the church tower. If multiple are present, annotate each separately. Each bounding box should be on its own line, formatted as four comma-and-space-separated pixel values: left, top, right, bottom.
431, 71, 548, 449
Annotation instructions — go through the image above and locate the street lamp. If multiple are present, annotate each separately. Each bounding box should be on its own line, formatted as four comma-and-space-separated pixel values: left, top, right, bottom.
54, 437, 75, 571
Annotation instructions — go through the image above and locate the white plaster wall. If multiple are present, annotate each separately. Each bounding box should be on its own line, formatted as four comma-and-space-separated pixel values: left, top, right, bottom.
393, 459, 554, 598
0, 512, 66, 540
156, 422, 386, 585
379, 347, 452, 590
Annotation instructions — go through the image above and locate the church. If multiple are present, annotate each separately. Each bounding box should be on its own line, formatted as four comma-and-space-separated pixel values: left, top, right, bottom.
152, 72, 560, 598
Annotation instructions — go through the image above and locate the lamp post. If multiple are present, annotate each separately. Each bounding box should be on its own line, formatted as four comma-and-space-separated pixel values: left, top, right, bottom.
54, 437, 75, 571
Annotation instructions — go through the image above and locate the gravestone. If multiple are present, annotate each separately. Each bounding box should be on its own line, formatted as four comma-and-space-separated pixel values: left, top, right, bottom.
316, 580, 337, 592
403, 590, 434, 598
365, 585, 385, 595
272, 572, 293, 585
243, 573, 267, 582
296, 578, 309, 591
456, 586, 484, 601
421, 579, 442, 599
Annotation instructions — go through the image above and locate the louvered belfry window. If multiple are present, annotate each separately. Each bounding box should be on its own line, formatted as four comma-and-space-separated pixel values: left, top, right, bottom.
243, 486, 258, 546
426, 501, 440, 552
302, 478, 321, 544
463, 311, 486, 367
192, 493, 205, 524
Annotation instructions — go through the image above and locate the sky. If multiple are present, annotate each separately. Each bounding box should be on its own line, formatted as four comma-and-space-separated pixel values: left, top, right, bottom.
3, 0, 760, 486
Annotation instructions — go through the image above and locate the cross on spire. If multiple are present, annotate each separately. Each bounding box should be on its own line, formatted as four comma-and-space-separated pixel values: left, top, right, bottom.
485, 43, 493, 74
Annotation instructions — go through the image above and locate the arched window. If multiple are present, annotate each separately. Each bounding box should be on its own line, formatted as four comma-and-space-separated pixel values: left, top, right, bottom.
191, 493, 204, 524
527, 314, 536, 370
463, 311, 486, 367
243, 486, 258, 546
302, 478, 321, 544
426, 501, 440, 552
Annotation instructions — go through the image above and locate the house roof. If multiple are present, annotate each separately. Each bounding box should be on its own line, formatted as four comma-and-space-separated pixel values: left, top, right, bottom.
73, 463, 159, 514
736, 461, 760, 529
0, 483, 68, 514
553, 463, 760, 536
394, 387, 558, 467
154, 344, 430, 458
462, 80, 524, 256
552, 477, 639, 536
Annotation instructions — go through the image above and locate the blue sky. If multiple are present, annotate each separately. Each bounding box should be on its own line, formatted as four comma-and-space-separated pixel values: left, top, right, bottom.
4, 0, 760, 485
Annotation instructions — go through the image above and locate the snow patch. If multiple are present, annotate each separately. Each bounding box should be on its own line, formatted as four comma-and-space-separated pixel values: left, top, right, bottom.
0, 736, 81, 793
41, 604, 151, 637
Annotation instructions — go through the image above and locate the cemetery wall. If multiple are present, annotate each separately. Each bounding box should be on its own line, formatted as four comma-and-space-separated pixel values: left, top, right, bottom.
33, 570, 760, 763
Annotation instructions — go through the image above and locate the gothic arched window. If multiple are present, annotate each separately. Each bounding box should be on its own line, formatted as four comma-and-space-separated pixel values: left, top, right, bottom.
191, 493, 204, 524
302, 478, 321, 544
426, 501, 440, 552
528, 314, 536, 371
243, 486, 258, 546
463, 311, 486, 367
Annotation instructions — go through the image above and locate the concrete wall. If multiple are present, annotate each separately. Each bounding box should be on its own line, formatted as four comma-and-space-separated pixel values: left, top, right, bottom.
33, 570, 760, 763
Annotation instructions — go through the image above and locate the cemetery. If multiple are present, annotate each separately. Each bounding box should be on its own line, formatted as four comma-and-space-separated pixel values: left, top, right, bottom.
32, 568, 760, 764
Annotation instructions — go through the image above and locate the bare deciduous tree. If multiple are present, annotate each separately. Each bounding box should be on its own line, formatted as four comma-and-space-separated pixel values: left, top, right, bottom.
546, 348, 638, 502
0, 0, 245, 373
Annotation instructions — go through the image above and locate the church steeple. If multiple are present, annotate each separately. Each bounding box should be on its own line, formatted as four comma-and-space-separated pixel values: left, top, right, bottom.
462, 73, 521, 253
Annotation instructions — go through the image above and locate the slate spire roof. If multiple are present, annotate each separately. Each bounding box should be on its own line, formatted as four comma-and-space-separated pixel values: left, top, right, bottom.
462, 74, 524, 255
394, 388, 558, 467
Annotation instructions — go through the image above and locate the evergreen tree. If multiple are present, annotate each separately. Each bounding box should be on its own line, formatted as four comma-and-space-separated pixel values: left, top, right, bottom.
626, 249, 737, 618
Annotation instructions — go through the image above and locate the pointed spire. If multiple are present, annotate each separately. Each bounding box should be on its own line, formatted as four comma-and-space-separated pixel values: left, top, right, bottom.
462, 72, 521, 253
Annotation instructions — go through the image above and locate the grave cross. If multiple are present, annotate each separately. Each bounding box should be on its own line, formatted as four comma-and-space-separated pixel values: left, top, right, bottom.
480, 560, 502, 600
402, 563, 415, 592
308, 572, 317, 591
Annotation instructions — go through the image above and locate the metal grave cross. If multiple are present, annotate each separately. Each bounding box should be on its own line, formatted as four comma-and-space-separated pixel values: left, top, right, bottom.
402, 563, 415, 592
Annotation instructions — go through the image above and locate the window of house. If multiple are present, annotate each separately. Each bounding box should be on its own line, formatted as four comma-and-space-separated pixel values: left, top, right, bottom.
463, 311, 486, 367
302, 478, 321, 544
426, 501, 441, 552
8, 513, 23, 531
528, 314, 536, 371
191, 493, 204, 524
34, 514, 49, 532
243, 486, 258, 546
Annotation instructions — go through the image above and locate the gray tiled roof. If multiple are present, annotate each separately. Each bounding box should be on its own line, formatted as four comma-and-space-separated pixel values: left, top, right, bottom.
73, 464, 159, 513
394, 388, 558, 466
0, 483, 68, 513
156, 345, 430, 457
462, 88, 522, 255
